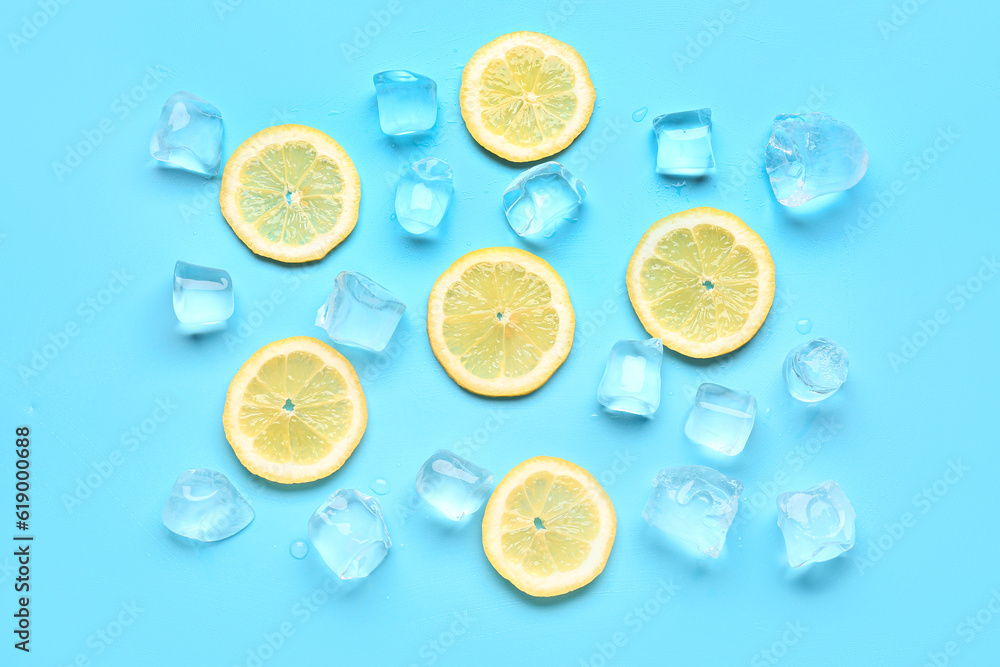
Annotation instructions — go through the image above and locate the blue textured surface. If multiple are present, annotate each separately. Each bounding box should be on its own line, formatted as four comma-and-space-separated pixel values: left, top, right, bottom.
2, 0, 999, 665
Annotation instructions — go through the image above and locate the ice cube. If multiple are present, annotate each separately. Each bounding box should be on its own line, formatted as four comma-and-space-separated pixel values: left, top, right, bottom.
502, 161, 586, 239
597, 338, 663, 417
395, 158, 453, 234
642, 465, 743, 558
161, 469, 253, 542
415, 450, 493, 521
308, 489, 391, 579
783, 338, 849, 402
684, 383, 756, 456
150, 92, 223, 177
373, 70, 437, 135
652, 108, 715, 177
173, 261, 234, 331
765, 112, 869, 206
315, 271, 406, 352
776, 480, 856, 567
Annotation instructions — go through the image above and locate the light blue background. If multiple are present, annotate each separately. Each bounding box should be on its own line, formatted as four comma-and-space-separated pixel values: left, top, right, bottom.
3, 0, 999, 665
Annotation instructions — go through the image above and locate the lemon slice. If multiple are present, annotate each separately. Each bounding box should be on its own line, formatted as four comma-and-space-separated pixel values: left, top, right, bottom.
482, 456, 616, 597
222, 337, 366, 484
460, 31, 595, 162
427, 247, 574, 396
627, 207, 775, 358
220, 125, 360, 263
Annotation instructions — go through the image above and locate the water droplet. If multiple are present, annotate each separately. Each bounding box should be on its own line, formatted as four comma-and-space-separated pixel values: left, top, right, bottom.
370, 478, 390, 495
796, 319, 813, 334
390, 213, 397, 221
289, 540, 309, 559
632, 106, 648, 122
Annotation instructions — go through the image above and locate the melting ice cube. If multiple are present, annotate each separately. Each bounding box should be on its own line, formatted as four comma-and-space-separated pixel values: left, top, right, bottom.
415, 450, 493, 521
684, 383, 756, 456
308, 489, 391, 579
652, 108, 715, 177
161, 469, 253, 542
597, 338, 663, 417
502, 161, 586, 239
315, 271, 405, 352
765, 112, 869, 206
373, 70, 437, 135
776, 480, 856, 567
150, 92, 224, 177
173, 261, 234, 330
783, 338, 849, 402
642, 465, 743, 558
395, 158, 453, 234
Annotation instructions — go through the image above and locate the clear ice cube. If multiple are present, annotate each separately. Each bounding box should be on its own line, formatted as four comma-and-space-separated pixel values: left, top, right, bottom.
315, 271, 406, 352
776, 480, 856, 567
652, 108, 715, 177
308, 489, 391, 579
173, 261, 234, 329
161, 469, 253, 542
597, 338, 663, 417
642, 465, 743, 558
783, 338, 849, 402
373, 70, 437, 135
502, 161, 586, 239
150, 91, 224, 177
684, 383, 756, 456
395, 157, 453, 234
765, 112, 869, 206
415, 450, 493, 521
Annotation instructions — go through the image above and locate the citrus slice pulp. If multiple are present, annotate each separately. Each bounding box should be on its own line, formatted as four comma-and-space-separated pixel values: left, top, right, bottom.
427, 247, 574, 396
482, 456, 616, 597
223, 336, 366, 483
